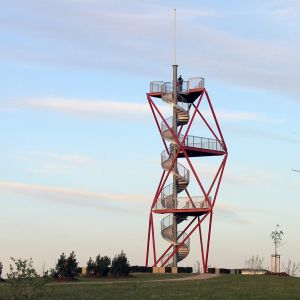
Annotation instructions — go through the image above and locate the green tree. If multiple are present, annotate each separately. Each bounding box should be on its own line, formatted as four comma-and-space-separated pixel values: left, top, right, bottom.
6, 257, 48, 299
54, 251, 79, 279
94, 255, 111, 277
65, 251, 79, 278
86, 257, 95, 276
55, 252, 67, 278
110, 251, 130, 277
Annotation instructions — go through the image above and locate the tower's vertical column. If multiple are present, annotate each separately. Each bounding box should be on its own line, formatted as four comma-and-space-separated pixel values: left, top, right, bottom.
172, 64, 178, 267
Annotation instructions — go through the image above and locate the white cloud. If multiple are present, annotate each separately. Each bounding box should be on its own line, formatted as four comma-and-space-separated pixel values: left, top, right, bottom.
27, 151, 92, 164
215, 203, 251, 224
2, 98, 265, 122
3, 98, 159, 120
270, 0, 300, 20
1, 1, 300, 96
0, 181, 148, 212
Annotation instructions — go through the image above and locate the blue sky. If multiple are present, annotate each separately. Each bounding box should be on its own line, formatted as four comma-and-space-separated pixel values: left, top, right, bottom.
0, 0, 299, 274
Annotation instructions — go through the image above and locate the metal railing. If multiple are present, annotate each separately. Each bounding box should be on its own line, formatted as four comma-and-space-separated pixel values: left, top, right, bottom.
160, 153, 190, 182
155, 196, 210, 211
181, 135, 224, 151
188, 77, 205, 89
150, 81, 164, 93
161, 116, 173, 134
160, 183, 173, 201
160, 231, 190, 265
161, 82, 172, 93
150, 77, 204, 93
177, 231, 190, 248
161, 214, 173, 231
160, 130, 224, 152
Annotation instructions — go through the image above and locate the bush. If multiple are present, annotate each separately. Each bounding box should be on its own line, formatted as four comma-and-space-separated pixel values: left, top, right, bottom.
130, 266, 152, 273
110, 251, 130, 277
6, 257, 48, 299
0, 261, 3, 278
245, 255, 264, 269
178, 267, 193, 273
94, 255, 111, 277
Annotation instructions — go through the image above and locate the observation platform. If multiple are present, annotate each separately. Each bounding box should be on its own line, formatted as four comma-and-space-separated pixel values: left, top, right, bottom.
152, 196, 211, 216
178, 135, 225, 157
161, 136, 226, 160
147, 77, 204, 103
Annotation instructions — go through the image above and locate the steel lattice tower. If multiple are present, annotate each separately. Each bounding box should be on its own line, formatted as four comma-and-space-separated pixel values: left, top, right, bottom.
145, 67, 228, 271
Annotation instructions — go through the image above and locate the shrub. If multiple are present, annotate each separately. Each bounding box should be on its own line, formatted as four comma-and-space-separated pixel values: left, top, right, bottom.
283, 259, 300, 277
0, 261, 3, 278
110, 251, 130, 277
6, 257, 48, 299
245, 255, 264, 269
130, 266, 152, 273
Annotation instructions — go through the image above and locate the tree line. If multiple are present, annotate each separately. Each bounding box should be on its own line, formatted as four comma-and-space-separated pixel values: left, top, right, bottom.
0, 250, 130, 281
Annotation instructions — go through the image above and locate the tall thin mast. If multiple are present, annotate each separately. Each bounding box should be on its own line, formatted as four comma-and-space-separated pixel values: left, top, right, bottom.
172, 8, 178, 268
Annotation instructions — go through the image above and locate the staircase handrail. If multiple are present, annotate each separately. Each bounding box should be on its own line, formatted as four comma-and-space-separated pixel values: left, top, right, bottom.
155, 196, 210, 211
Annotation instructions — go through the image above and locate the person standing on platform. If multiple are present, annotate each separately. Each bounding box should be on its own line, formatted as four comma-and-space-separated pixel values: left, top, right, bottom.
178, 75, 183, 92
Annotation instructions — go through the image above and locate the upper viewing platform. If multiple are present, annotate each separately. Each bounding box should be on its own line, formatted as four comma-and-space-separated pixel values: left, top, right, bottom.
148, 77, 204, 102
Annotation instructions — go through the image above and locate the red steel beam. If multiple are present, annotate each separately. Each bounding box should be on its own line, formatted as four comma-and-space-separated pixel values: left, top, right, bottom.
150, 170, 166, 210
205, 90, 227, 152
161, 213, 210, 267
212, 155, 228, 208
154, 216, 197, 266
145, 213, 152, 267
206, 155, 227, 201
150, 212, 157, 266
148, 96, 170, 155
198, 216, 205, 272
204, 211, 213, 272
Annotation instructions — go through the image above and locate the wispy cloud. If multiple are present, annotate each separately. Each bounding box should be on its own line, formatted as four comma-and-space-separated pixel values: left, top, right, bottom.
270, 0, 300, 20
0, 181, 148, 213
27, 151, 92, 165
0, 180, 251, 224
215, 203, 252, 224
2, 98, 266, 122
2, 98, 160, 120
226, 124, 300, 144
12, 151, 93, 175
1, 1, 300, 96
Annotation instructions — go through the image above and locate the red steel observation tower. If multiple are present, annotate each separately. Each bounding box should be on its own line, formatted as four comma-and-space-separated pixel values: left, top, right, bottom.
145, 65, 228, 271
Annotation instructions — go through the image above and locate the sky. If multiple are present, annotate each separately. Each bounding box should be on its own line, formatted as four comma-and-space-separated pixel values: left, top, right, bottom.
0, 0, 299, 275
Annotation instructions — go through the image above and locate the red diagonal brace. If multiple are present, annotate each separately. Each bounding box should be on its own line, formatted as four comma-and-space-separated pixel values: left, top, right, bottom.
161, 212, 210, 267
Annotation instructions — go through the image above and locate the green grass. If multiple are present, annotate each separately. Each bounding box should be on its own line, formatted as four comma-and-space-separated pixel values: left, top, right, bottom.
0, 274, 300, 300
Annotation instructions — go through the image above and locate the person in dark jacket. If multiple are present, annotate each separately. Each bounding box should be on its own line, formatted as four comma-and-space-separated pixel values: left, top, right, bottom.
178, 75, 183, 92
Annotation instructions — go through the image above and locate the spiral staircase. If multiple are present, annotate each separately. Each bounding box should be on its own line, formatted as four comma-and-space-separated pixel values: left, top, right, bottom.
146, 76, 227, 271
159, 89, 192, 266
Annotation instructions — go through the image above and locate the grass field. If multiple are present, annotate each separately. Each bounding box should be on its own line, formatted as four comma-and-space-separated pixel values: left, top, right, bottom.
0, 273, 300, 299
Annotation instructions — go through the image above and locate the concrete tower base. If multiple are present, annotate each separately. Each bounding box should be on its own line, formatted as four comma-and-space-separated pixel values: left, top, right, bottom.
271, 254, 280, 273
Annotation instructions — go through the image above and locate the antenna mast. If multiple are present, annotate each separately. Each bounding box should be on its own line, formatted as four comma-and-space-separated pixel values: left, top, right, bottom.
172, 8, 178, 267
174, 8, 176, 65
